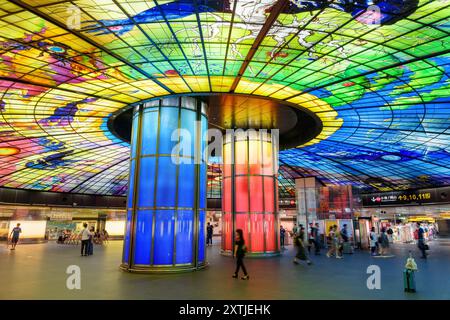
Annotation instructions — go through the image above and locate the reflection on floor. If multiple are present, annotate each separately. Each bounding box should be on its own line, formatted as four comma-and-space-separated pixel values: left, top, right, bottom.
1, 238, 449, 300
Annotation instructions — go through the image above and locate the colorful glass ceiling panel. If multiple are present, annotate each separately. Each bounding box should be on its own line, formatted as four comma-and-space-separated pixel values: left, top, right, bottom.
0, 0, 449, 196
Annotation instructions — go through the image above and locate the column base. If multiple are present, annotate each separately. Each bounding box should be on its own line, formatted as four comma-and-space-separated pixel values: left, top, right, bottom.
119, 262, 208, 274
220, 250, 281, 258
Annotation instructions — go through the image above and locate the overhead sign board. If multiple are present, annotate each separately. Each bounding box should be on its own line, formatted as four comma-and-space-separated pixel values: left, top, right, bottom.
362, 187, 450, 206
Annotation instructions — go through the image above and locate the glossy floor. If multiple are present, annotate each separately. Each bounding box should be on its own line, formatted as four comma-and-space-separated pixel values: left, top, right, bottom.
1, 238, 449, 300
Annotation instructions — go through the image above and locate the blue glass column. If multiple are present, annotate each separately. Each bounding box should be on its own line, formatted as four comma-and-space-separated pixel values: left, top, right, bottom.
121, 96, 208, 273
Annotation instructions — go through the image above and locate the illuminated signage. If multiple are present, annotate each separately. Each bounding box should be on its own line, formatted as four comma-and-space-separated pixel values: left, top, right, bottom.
397, 193, 431, 202
362, 187, 450, 206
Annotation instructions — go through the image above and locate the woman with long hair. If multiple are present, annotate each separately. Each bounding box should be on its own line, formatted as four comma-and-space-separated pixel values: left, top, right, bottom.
233, 229, 249, 280
293, 226, 312, 265
327, 225, 342, 258
369, 227, 379, 256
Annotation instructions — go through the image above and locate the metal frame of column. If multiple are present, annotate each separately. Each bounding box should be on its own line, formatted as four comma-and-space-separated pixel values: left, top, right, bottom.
221, 129, 280, 258
120, 97, 208, 273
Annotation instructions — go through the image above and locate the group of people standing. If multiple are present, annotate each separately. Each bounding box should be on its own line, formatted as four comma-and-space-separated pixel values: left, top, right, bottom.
79, 223, 96, 256
289, 223, 351, 263
326, 224, 350, 259
283, 223, 356, 264
78, 225, 110, 256
369, 226, 391, 256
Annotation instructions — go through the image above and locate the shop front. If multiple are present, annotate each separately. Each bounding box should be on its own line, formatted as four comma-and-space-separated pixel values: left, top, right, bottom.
0, 205, 127, 244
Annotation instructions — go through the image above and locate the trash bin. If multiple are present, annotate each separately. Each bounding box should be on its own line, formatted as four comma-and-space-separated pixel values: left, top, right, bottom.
403, 251, 418, 293
403, 269, 416, 292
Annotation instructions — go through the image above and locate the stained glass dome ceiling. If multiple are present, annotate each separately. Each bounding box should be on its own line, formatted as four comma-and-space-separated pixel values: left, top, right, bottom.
0, 0, 449, 197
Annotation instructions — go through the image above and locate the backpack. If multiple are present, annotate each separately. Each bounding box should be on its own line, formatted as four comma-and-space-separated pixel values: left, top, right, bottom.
340, 230, 349, 242
413, 230, 419, 240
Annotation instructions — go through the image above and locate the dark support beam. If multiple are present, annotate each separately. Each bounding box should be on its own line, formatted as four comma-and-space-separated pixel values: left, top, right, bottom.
230, 0, 289, 92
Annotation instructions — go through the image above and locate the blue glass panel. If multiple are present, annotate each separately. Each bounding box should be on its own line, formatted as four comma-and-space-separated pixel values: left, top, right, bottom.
180, 109, 196, 158
156, 156, 177, 207
122, 210, 132, 263
159, 107, 179, 154
198, 210, 206, 263
175, 210, 194, 264
141, 110, 158, 156
178, 162, 194, 208
127, 160, 135, 208
201, 115, 208, 157
153, 210, 175, 265
137, 157, 156, 207
199, 162, 207, 209
134, 210, 153, 265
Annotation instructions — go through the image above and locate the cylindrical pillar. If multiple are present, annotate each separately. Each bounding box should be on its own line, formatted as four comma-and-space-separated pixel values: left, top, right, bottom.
221, 130, 280, 257
121, 96, 208, 273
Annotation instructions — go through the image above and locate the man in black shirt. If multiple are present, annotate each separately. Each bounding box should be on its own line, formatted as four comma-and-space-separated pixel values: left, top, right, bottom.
9, 223, 22, 250
280, 226, 286, 249
417, 222, 428, 259
312, 223, 321, 255
206, 222, 213, 246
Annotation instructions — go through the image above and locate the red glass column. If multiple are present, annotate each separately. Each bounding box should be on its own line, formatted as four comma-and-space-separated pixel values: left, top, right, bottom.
221, 130, 279, 256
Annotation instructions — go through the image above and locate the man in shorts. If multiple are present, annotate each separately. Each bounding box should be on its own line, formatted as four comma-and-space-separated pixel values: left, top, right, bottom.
9, 223, 22, 250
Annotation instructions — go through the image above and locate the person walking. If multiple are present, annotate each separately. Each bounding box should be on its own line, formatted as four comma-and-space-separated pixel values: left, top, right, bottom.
280, 225, 286, 250
102, 229, 109, 244
307, 223, 315, 254
379, 227, 390, 256
338, 224, 349, 255
416, 222, 428, 259
387, 226, 394, 243
79, 223, 92, 256
335, 225, 344, 259
312, 223, 321, 255
206, 222, 213, 246
326, 226, 336, 257
232, 229, 249, 280
292, 224, 298, 235
369, 227, 378, 256
293, 226, 312, 265
340, 224, 349, 243
9, 223, 22, 250
87, 226, 95, 256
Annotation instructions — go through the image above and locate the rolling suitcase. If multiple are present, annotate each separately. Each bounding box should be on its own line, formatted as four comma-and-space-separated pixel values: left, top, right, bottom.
343, 242, 353, 254
403, 269, 416, 292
